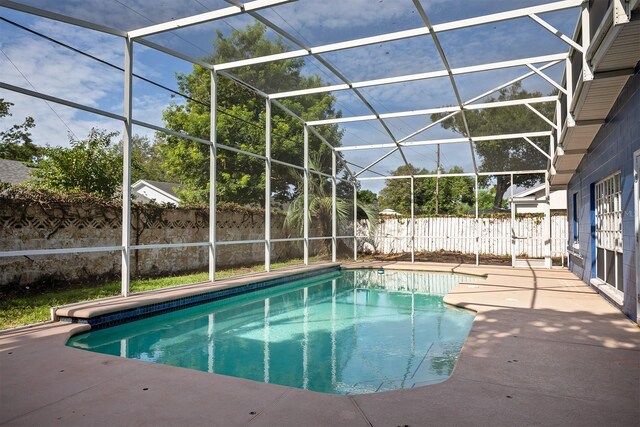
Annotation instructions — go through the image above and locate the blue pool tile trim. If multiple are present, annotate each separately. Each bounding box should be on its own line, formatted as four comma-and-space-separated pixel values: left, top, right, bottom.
59, 266, 340, 329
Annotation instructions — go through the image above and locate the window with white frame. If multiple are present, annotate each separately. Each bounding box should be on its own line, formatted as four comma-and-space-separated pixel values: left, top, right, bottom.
594, 172, 623, 292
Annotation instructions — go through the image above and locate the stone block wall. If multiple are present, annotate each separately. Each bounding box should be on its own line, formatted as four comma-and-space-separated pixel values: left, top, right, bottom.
0, 199, 303, 291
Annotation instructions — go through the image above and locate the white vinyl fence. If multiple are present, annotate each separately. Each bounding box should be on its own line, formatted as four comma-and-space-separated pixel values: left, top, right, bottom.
358, 216, 567, 259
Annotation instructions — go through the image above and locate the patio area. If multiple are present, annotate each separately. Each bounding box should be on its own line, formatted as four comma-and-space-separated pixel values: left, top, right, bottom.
1, 262, 638, 426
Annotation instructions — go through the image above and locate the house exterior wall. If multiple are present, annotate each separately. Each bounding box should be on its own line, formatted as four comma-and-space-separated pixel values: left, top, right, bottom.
549, 190, 567, 210
567, 68, 640, 320
510, 189, 567, 214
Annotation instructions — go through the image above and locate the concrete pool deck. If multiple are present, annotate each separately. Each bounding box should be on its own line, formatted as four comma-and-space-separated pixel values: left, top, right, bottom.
1, 262, 638, 426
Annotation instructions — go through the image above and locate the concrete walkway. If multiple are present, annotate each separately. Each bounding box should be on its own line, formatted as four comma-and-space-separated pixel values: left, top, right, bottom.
1, 262, 638, 426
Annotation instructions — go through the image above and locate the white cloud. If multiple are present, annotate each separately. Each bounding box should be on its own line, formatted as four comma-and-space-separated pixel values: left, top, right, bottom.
0, 15, 182, 147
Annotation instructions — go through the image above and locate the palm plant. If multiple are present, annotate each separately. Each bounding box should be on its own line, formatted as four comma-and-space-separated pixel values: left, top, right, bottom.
284, 153, 378, 256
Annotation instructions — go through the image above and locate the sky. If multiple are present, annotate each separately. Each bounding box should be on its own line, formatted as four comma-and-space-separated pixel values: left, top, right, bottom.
0, 0, 582, 194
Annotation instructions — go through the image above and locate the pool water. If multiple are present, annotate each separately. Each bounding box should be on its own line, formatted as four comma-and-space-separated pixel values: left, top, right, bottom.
67, 269, 478, 395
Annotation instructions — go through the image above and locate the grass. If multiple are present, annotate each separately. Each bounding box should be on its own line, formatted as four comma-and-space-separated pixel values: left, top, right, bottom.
0, 257, 330, 330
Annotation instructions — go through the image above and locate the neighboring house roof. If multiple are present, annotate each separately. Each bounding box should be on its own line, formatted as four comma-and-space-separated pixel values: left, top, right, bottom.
512, 184, 546, 199
379, 208, 400, 216
132, 179, 183, 204
511, 184, 567, 211
0, 159, 35, 185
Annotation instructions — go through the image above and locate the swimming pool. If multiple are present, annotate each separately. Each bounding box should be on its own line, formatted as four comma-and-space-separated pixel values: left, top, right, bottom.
67, 269, 478, 395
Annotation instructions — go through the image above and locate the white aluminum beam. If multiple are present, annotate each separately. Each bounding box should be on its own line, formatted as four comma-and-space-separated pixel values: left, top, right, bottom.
411, 0, 478, 175
309, 96, 556, 126
528, 13, 584, 53
272, 158, 304, 171
355, 148, 399, 177
215, 239, 266, 246
217, 0, 408, 175
474, 175, 479, 265
432, 0, 582, 32
580, 4, 594, 81
130, 242, 210, 250
268, 99, 356, 179
214, 27, 429, 71
136, 39, 213, 70
353, 183, 358, 261
464, 60, 561, 106
121, 37, 133, 297
270, 237, 304, 243
331, 151, 337, 262
0, 0, 126, 37
466, 96, 557, 109
565, 57, 575, 126
397, 111, 459, 143
523, 136, 553, 160
265, 98, 271, 272
0, 82, 125, 122
214, 0, 581, 71
128, 0, 293, 39
356, 169, 547, 181
303, 126, 309, 265
525, 103, 558, 129
133, 118, 305, 170
132, 119, 211, 146
336, 131, 552, 151
209, 71, 217, 282
0, 246, 123, 258
526, 63, 568, 94
270, 54, 566, 99
410, 176, 415, 263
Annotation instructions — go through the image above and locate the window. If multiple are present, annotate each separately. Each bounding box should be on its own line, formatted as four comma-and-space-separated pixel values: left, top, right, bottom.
594, 173, 623, 292
572, 192, 579, 246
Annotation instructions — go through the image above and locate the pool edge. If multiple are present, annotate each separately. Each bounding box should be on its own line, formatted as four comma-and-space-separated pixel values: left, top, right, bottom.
56, 263, 340, 329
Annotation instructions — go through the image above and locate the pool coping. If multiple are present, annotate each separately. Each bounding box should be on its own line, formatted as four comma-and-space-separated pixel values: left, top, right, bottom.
55, 263, 340, 328
55, 261, 487, 329
2, 261, 639, 426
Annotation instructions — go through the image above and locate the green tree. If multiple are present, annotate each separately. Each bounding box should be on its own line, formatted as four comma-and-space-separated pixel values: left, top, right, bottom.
477, 187, 506, 211
130, 135, 167, 183
378, 164, 474, 215
284, 154, 377, 254
357, 189, 377, 205
159, 22, 343, 206
29, 130, 155, 199
30, 129, 122, 198
0, 99, 41, 163
431, 82, 554, 208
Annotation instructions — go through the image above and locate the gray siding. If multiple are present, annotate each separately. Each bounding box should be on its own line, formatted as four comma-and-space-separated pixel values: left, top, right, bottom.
567, 67, 640, 320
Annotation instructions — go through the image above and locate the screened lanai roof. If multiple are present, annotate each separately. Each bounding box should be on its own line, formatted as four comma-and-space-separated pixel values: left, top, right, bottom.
1, 0, 629, 187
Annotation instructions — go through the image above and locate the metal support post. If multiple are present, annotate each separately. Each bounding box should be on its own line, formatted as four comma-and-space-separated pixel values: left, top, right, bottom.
555, 99, 562, 152
209, 71, 217, 282
581, 3, 593, 81
265, 99, 272, 272
410, 176, 415, 263
303, 125, 309, 265
121, 37, 133, 297
544, 171, 552, 269
435, 145, 440, 215
331, 150, 337, 262
475, 175, 479, 266
510, 173, 516, 267
565, 57, 575, 127
353, 182, 358, 261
